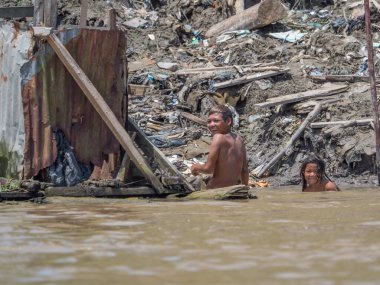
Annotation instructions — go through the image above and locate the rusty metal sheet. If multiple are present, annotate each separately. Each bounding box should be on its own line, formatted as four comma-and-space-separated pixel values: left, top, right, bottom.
21, 27, 126, 178
0, 21, 32, 178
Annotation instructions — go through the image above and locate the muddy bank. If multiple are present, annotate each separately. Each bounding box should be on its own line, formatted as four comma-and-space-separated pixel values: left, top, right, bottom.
2, 0, 380, 189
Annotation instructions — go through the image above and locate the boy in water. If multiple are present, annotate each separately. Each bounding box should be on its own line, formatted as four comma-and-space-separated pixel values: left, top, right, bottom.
191, 105, 249, 189
300, 154, 339, 192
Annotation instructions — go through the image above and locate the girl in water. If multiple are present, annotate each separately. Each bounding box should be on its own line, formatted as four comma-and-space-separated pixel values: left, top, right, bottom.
300, 155, 339, 192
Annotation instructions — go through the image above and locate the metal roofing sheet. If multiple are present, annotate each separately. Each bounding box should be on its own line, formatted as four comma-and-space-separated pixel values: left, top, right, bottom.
0, 21, 32, 177
0, 21, 126, 179
21, 27, 126, 178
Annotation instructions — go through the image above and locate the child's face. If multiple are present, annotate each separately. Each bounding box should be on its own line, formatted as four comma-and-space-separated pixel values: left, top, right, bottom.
304, 163, 321, 185
207, 113, 231, 135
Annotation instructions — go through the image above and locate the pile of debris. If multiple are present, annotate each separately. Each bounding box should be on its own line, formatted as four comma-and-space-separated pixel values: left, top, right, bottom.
5, 0, 380, 188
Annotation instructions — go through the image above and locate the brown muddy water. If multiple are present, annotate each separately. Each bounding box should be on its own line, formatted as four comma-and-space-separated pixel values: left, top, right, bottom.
1, 188, 380, 285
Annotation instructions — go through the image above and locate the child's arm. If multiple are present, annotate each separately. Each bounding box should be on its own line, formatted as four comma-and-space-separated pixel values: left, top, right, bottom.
191, 134, 222, 175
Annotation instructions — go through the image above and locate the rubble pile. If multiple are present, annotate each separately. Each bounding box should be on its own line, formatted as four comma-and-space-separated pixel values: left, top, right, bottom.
5, 0, 380, 188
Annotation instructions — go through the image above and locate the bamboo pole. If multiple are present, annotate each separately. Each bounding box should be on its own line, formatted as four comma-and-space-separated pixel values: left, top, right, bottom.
364, 0, 380, 186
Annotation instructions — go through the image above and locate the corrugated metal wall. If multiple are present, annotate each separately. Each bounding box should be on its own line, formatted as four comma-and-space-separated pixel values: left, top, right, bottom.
0, 21, 32, 177
0, 21, 127, 179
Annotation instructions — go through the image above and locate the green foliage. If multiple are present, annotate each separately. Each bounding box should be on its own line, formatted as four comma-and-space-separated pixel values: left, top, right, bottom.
0, 179, 21, 192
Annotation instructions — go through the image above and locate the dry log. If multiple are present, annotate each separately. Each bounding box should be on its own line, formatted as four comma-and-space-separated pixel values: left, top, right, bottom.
255, 83, 348, 108
205, 0, 288, 38
253, 103, 322, 177
214, 69, 289, 89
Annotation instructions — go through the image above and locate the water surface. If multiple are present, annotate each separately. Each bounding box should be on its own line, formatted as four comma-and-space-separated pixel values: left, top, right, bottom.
1, 188, 380, 285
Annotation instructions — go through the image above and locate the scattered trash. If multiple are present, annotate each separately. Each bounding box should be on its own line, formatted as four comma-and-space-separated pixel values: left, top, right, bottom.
269, 30, 307, 43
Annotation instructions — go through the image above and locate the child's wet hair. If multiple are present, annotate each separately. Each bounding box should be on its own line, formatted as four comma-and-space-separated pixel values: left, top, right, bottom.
209, 105, 233, 122
300, 154, 337, 191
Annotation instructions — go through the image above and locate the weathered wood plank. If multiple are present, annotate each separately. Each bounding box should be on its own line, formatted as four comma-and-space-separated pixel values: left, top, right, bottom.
128, 117, 195, 193
34, 32, 165, 194
255, 83, 348, 108
176, 63, 280, 75
0, 6, 34, 18
311, 119, 373, 128
214, 69, 289, 89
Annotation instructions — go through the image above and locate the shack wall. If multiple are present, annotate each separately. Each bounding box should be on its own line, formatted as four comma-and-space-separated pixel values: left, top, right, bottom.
0, 21, 127, 179
0, 21, 31, 177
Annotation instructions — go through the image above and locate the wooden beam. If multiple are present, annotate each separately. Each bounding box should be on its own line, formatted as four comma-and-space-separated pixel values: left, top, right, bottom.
311, 119, 373, 128
0, 6, 34, 18
128, 117, 194, 193
255, 83, 348, 108
79, 0, 88, 28
179, 111, 207, 126
213, 69, 289, 89
36, 32, 165, 194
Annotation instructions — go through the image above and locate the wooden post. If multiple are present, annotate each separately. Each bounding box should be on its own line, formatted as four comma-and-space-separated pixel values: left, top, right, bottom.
33, 0, 57, 27
33, 28, 165, 194
44, 0, 57, 27
364, 0, 380, 186
33, 0, 44, 26
107, 8, 117, 30
79, 0, 88, 28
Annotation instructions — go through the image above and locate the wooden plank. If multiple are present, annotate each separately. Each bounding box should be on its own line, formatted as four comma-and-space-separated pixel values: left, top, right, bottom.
179, 111, 207, 126
37, 32, 165, 194
33, 0, 44, 26
44, 186, 158, 197
44, 0, 57, 27
213, 69, 289, 89
79, 0, 88, 28
311, 119, 373, 128
0, 6, 34, 18
176, 64, 281, 75
128, 117, 194, 193
255, 83, 348, 108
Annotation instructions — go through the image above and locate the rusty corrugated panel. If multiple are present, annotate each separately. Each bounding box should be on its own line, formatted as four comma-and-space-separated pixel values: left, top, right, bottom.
21, 27, 126, 178
0, 21, 32, 178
